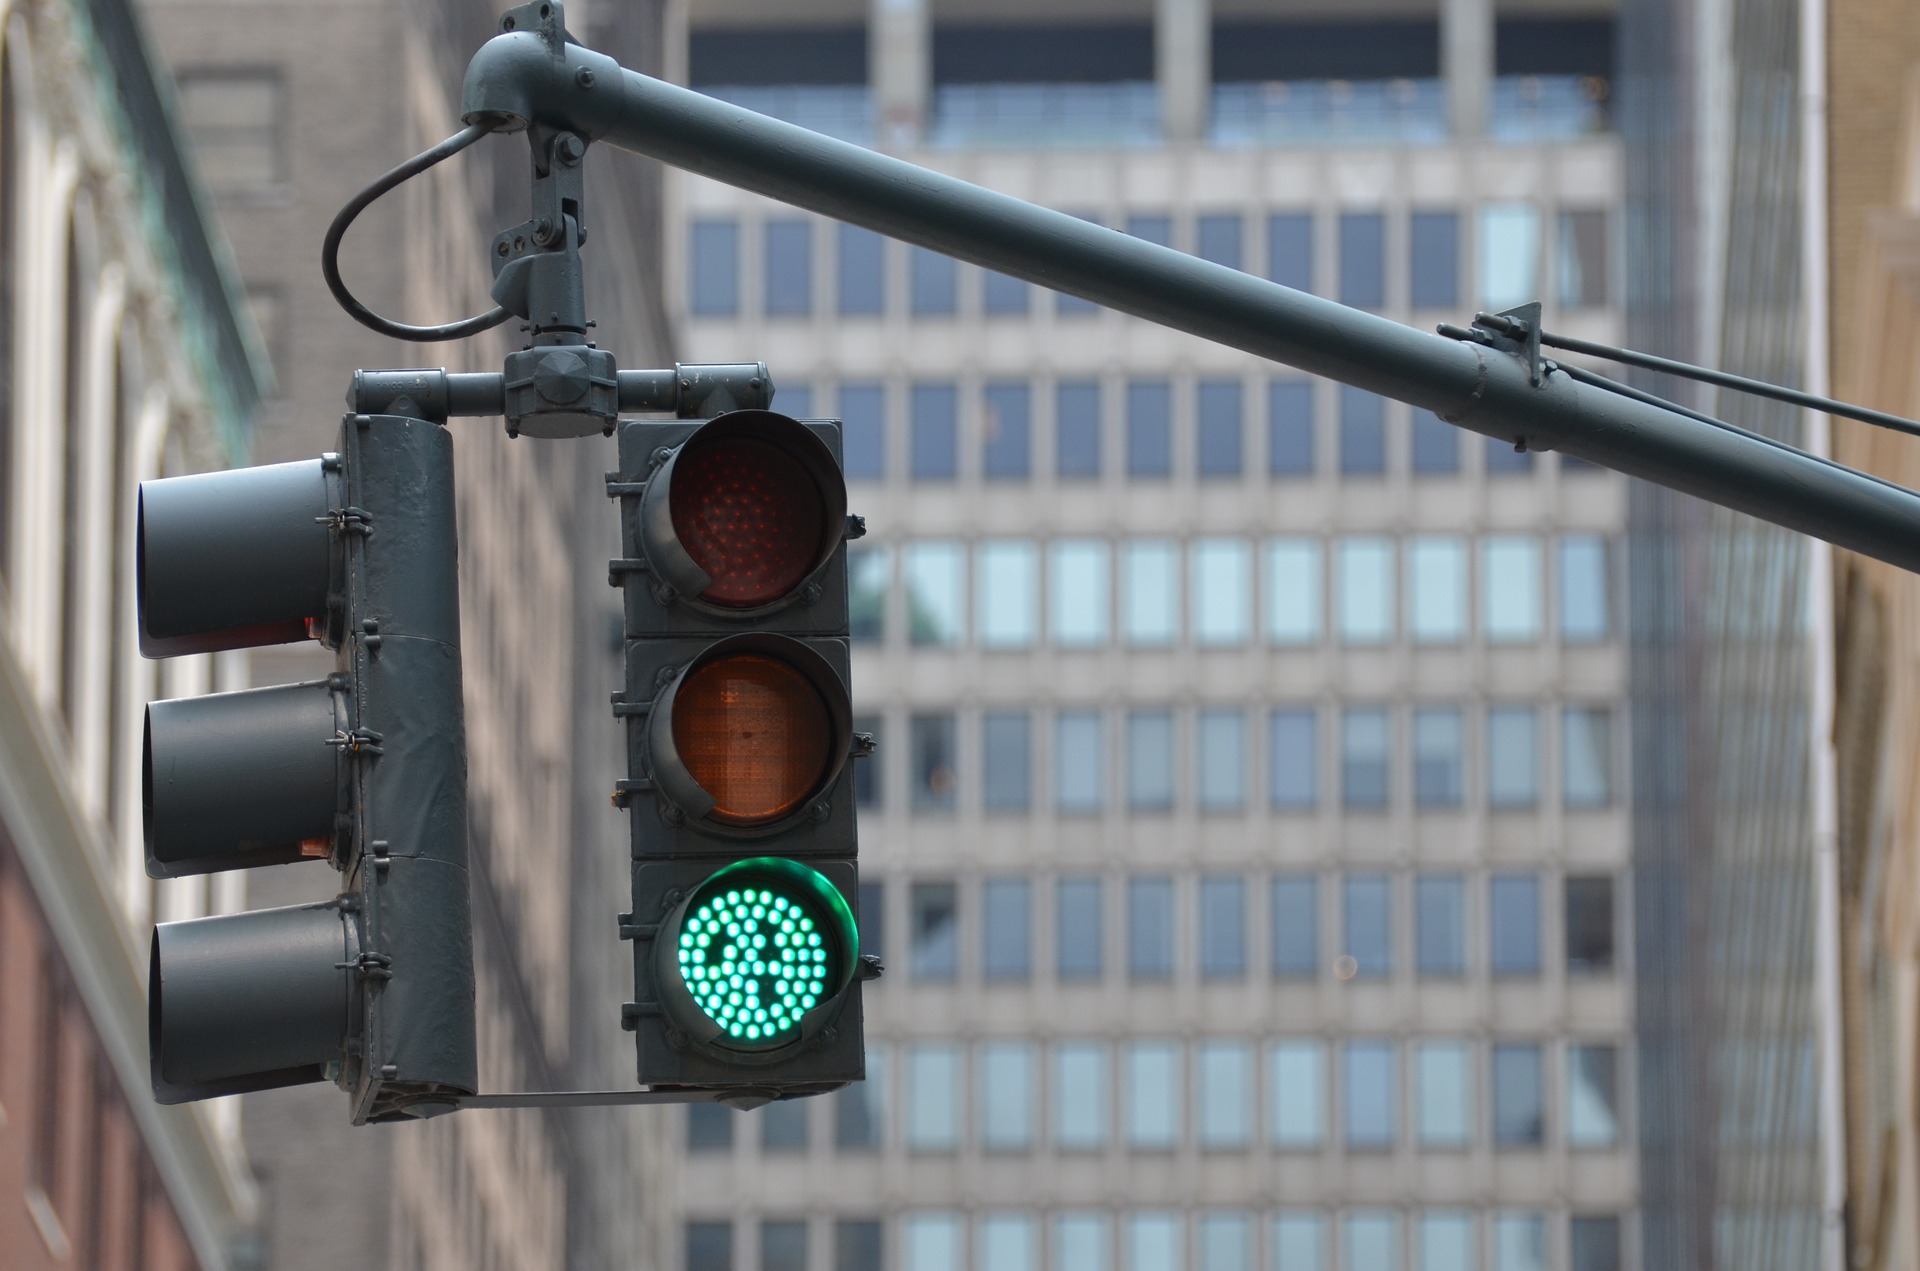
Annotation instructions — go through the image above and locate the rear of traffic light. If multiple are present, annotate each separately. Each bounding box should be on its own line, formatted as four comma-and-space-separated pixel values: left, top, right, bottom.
139, 414, 475, 1123
611, 407, 871, 1100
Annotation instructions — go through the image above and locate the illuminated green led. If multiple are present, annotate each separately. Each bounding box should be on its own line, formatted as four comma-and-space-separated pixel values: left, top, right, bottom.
676, 878, 837, 1043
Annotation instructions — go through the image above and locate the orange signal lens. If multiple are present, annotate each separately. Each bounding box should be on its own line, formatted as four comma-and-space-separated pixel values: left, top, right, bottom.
671, 654, 833, 826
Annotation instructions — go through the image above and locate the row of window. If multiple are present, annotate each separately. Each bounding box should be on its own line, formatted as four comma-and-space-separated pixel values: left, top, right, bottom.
691, 1034, 1623, 1156
686, 204, 1611, 321
851, 535, 1613, 650
864, 872, 1617, 986
859, 703, 1619, 817
774, 380, 1606, 483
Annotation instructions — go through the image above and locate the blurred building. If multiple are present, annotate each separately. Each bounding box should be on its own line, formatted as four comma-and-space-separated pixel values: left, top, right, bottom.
667, 2, 1636, 1269
0, 0, 268, 1267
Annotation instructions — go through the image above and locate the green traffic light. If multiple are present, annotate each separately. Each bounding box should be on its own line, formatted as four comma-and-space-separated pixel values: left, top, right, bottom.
671, 863, 853, 1045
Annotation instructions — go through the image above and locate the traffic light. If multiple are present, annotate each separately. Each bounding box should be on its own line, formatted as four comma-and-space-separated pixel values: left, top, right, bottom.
139, 413, 475, 1124
609, 407, 873, 1102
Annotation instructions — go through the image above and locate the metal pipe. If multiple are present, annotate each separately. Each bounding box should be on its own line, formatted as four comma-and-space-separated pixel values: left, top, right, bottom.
460, 31, 1920, 574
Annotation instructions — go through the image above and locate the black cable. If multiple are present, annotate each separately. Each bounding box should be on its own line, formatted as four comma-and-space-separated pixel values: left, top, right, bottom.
322, 122, 514, 343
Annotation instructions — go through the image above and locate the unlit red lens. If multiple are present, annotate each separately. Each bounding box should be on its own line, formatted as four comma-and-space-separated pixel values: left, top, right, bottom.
671, 655, 832, 826
670, 437, 827, 607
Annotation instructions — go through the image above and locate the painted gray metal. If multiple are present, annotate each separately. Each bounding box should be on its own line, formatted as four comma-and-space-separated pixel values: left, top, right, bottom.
460, 27, 1920, 574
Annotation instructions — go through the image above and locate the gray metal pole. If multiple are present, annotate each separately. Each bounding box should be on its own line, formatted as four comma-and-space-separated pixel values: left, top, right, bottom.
462, 27, 1920, 575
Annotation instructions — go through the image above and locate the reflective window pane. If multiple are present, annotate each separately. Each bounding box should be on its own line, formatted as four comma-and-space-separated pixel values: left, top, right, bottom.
1341, 708, 1391, 811
1487, 706, 1539, 808
1344, 1041, 1396, 1147
687, 1221, 732, 1271
983, 269, 1030, 315
982, 381, 1032, 479
1264, 538, 1321, 645
1128, 710, 1175, 812
837, 1221, 883, 1271
977, 541, 1038, 648
1125, 1041, 1180, 1148
1198, 1212, 1251, 1271
837, 223, 885, 316
911, 382, 958, 481
1127, 214, 1173, 246
1563, 707, 1614, 807
1198, 1043, 1252, 1148
1418, 1214, 1473, 1271
1409, 537, 1466, 642
1199, 876, 1246, 978
1339, 386, 1386, 475
1056, 381, 1102, 478
1198, 214, 1244, 270
1056, 878, 1104, 980
1410, 211, 1460, 308
1123, 540, 1180, 645
1198, 380, 1244, 477
1479, 203, 1540, 309
1413, 708, 1464, 808
1559, 535, 1610, 640
841, 382, 885, 481
1570, 1217, 1621, 1271
1416, 1041, 1471, 1146
905, 1215, 961, 1271
1128, 877, 1175, 980
1346, 1214, 1399, 1271
978, 1215, 1035, 1271
904, 542, 963, 646
910, 245, 957, 315
1343, 875, 1392, 976
689, 219, 738, 316
1128, 1214, 1182, 1271
760, 1100, 808, 1153
1415, 875, 1466, 976
1268, 380, 1315, 476
764, 219, 813, 315
1198, 710, 1247, 811
1567, 1044, 1620, 1147
1127, 380, 1173, 478
835, 1042, 887, 1148
979, 1042, 1034, 1149
911, 713, 957, 813
687, 1102, 734, 1151
1566, 876, 1617, 973
1269, 1040, 1326, 1147
763, 1221, 807, 1271
910, 881, 958, 978
850, 546, 889, 643
1270, 876, 1319, 977
1056, 710, 1105, 813
1050, 539, 1110, 646
1494, 1214, 1547, 1271
1337, 539, 1394, 644
1489, 874, 1541, 976
1558, 209, 1610, 308
1193, 539, 1252, 645
982, 712, 1032, 813
1486, 435, 1534, 474
982, 878, 1031, 980
1483, 537, 1542, 641
1053, 1043, 1108, 1148
1492, 1043, 1544, 1146
1270, 708, 1319, 811
1272, 1214, 1326, 1271
1339, 212, 1385, 308
1054, 1214, 1110, 1271
1267, 213, 1314, 292
906, 1046, 961, 1149
777, 384, 813, 418
1411, 409, 1460, 474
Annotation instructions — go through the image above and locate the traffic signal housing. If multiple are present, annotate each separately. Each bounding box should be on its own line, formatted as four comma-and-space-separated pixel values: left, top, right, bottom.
611, 407, 871, 1102
138, 413, 475, 1123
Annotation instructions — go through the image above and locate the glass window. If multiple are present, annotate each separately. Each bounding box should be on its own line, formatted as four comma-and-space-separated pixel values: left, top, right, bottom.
982, 878, 1032, 981
1567, 1044, 1620, 1147
1192, 539, 1252, 645
1411, 410, 1459, 474
1198, 380, 1243, 477
1494, 1214, 1547, 1271
1123, 540, 1180, 645
1341, 708, 1391, 811
1415, 1041, 1471, 1146
1198, 1213, 1251, 1271
1563, 708, 1614, 807
1271, 876, 1319, 977
1269, 1040, 1326, 1146
849, 548, 889, 644
1570, 1217, 1621, 1271
1268, 380, 1315, 476
1413, 708, 1464, 808
687, 1221, 733, 1271
1339, 386, 1386, 475
764, 219, 813, 315
837, 223, 885, 316
1057, 878, 1103, 980
1198, 1042, 1253, 1147
1479, 204, 1540, 310
1049, 539, 1109, 647
1264, 538, 1321, 645
910, 881, 958, 978
836, 1220, 883, 1271
1487, 707, 1539, 808
1346, 1214, 1399, 1271
1492, 1044, 1544, 1146
1339, 212, 1386, 308
1128, 710, 1175, 812
1483, 537, 1542, 641
1127, 380, 1172, 478
1415, 875, 1466, 976
841, 382, 885, 481
979, 1042, 1034, 1149
1343, 1043, 1396, 1147
1343, 875, 1392, 976
777, 384, 814, 419
906, 1045, 961, 1149
835, 1041, 887, 1148
763, 1221, 807, 1271
1127, 214, 1173, 246
1199, 876, 1246, 978
1336, 539, 1394, 644
1056, 381, 1102, 478
177, 72, 284, 191
760, 1100, 808, 1153
1270, 709, 1319, 811
1558, 536, 1610, 641
1197, 214, 1243, 270
911, 383, 959, 480
911, 713, 957, 813
904, 1214, 962, 1270
982, 382, 1032, 479
859, 882, 886, 963
1267, 213, 1314, 292
1053, 1043, 1108, 1148
1418, 1215, 1472, 1271
1129, 877, 1175, 980
979, 1215, 1035, 1271
687, 1102, 734, 1151
1128, 1214, 1182, 1271
983, 712, 1032, 813
1056, 711, 1105, 813
1566, 876, 1616, 973
1054, 1214, 1109, 1271
1125, 1041, 1180, 1148
1409, 537, 1466, 643
1198, 710, 1246, 812
689, 219, 738, 316
983, 270, 1030, 315
1486, 435, 1534, 474
853, 715, 882, 809
1410, 211, 1460, 308
910, 246, 957, 315
1558, 210, 1610, 309
1272, 1214, 1326, 1271
904, 542, 963, 646
977, 541, 1038, 647
1490, 874, 1541, 975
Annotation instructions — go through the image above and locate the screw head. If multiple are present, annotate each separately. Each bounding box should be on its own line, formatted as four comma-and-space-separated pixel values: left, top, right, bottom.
576, 67, 597, 88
